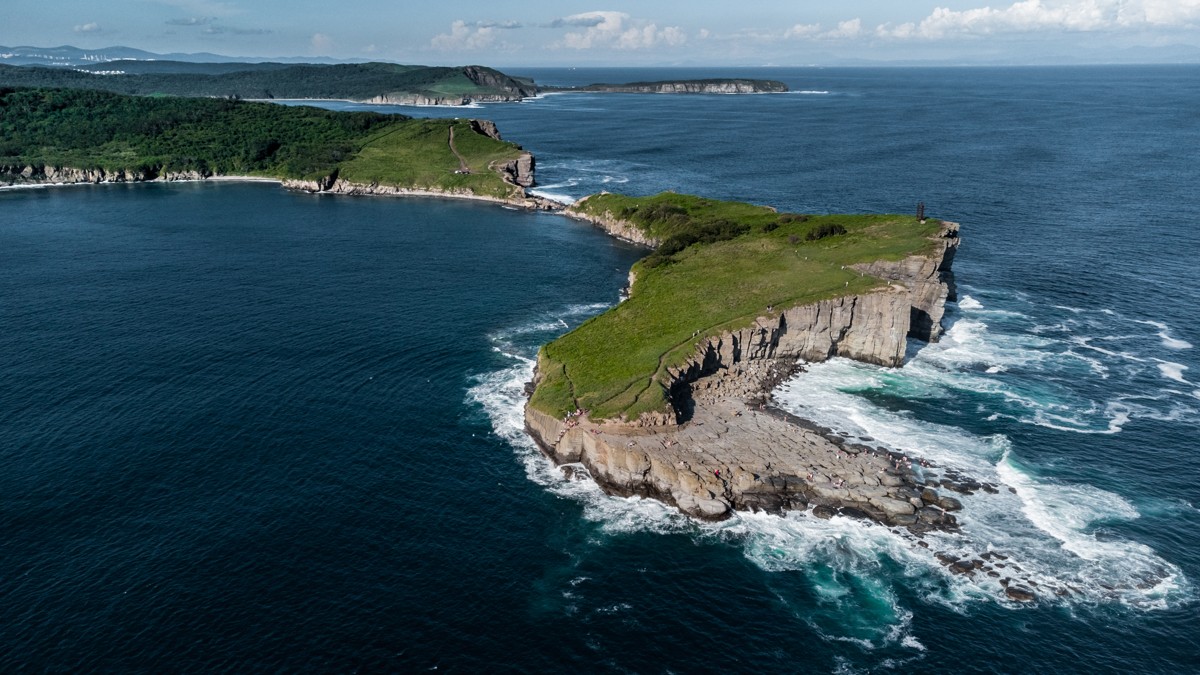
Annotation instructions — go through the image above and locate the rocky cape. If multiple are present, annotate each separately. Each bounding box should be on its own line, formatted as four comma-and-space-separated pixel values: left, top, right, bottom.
525, 217, 969, 535
548, 79, 788, 95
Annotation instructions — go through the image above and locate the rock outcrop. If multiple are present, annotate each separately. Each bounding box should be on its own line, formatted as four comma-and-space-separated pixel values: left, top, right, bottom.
525, 222, 962, 531
497, 152, 536, 188
0, 164, 210, 185
562, 195, 661, 247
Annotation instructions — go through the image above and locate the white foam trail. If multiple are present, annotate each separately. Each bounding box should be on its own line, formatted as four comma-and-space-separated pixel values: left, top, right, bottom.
1135, 320, 1193, 350
1155, 361, 1190, 384
528, 189, 577, 205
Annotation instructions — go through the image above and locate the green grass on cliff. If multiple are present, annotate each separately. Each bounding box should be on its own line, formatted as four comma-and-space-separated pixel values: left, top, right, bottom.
530, 192, 944, 420
0, 87, 524, 195
340, 119, 524, 198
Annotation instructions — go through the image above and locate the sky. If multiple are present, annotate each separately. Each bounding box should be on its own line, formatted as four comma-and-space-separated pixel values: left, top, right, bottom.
5, 0, 1200, 65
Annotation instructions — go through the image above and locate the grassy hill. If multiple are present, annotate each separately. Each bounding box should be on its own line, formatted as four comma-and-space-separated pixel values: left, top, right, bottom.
0, 87, 526, 196
531, 192, 943, 420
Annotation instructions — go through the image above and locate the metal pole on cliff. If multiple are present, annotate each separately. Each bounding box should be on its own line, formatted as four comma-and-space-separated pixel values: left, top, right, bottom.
917, 201, 926, 223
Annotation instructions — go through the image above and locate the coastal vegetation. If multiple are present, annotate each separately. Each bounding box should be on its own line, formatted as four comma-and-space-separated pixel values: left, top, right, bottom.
0, 87, 526, 195
0, 62, 535, 103
531, 192, 944, 420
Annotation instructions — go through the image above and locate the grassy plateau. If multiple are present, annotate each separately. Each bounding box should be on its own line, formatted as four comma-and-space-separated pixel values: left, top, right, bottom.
531, 192, 943, 421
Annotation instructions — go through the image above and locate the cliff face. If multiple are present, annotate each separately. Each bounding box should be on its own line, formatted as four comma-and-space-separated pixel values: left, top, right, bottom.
562, 199, 660, 247
853, 222, 959, 341
0, 164, 209, 185
279, 176, 558, 210
524, 222, 963, 527
578, 79, 788, 94
364, 67, 537, 106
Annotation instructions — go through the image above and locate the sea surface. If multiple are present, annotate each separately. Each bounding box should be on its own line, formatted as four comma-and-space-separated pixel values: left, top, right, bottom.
3, 66, 1199, 672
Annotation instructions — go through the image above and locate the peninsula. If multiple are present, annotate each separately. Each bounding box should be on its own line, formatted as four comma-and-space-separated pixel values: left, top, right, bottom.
525, 192, 965, 532
0, 62, 536, 106
0, 87, 541, 206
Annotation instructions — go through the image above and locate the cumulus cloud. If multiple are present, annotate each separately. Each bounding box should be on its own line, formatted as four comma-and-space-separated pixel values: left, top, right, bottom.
785, 23, 821, 39
878, 0, 1200, 39
781, 19, 863, 41
823, 19, 863, 39
430, 19, 520, 51
551, 11, 686, 50
74, 22, 102, 33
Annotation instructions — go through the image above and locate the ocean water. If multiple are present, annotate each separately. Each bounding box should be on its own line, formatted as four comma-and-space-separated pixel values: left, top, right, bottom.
3, 66, 1199, 672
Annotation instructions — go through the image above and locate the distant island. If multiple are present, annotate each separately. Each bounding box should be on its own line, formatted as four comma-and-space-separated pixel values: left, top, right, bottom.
546, 78, 788, 94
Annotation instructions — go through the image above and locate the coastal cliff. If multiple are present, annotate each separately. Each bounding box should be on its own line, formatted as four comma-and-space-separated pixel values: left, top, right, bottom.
0, 164, 213, 184
563, 196, 661, 247
525, 220, 963, 528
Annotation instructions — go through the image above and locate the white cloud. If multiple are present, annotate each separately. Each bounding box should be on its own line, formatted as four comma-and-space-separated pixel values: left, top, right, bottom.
431, 20, 503, 51
823, 19, 863, 39
783, 19, 863, 41
310, 32, 333, 54
74, 22, 102, 33
879, 0, 1200, 39
551, 11, 687, 50
785, 23, 821, 39
1131, 0, 1200, 25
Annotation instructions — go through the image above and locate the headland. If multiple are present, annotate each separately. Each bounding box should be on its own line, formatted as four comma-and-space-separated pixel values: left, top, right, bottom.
525, 192, 967, 534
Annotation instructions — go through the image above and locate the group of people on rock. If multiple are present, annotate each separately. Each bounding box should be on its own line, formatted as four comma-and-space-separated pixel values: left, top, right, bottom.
555, 408, 590, 441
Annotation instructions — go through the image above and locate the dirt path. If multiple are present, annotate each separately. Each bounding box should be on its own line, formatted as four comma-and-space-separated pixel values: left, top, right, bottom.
447, 125, 470, 174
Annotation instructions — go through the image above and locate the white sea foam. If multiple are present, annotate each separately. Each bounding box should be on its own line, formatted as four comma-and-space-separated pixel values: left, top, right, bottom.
770, 294, 1191, 608
957, 295, 984, 310
528, 189, 577, 205
1155, 361, 1189, 384
1135, 320, 1193, 350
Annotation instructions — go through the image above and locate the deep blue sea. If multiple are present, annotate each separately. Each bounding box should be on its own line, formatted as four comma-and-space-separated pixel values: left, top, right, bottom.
2, 66, 1199, 673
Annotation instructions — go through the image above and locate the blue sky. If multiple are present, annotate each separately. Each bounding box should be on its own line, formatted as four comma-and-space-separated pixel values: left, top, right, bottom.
6, 0, 1200, 64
